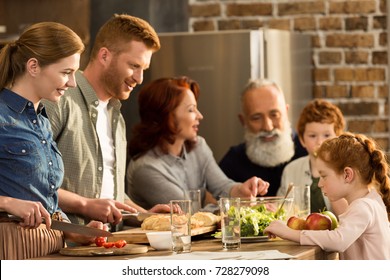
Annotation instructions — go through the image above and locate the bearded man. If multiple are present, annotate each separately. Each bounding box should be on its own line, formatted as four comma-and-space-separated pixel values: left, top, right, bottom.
219, 79, 307, 196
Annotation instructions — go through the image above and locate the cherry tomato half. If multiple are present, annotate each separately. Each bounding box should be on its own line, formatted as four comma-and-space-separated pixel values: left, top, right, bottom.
103, 242, 115, 249
95, 236, 107, 247
114, 240, 127, 248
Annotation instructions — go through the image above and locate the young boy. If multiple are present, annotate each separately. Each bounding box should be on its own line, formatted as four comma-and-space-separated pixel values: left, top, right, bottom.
277, 99, 347, 215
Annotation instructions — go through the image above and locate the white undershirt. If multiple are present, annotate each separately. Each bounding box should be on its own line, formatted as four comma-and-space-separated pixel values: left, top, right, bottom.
96, 100, 115, 199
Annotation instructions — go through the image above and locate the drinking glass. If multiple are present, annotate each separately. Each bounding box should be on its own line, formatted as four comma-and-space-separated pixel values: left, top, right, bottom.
293, 185, 311, 218
170, 199, 191, 253
219, 197, 241, 250
185, 189, 201, 214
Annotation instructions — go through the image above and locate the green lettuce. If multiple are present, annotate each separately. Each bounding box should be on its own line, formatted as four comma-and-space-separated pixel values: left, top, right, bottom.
239, 204, 285, 237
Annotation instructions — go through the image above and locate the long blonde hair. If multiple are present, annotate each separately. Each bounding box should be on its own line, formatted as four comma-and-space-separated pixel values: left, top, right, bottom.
0, 22, 84, 89
317, 132, 390, 221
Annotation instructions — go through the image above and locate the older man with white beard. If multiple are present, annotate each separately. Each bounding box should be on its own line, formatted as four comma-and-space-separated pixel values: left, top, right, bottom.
219, 79, 307, 196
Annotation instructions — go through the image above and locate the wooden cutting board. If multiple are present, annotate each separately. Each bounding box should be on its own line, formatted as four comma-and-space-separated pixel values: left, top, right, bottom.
108, 226, 216, 244
59, 244, 148, 256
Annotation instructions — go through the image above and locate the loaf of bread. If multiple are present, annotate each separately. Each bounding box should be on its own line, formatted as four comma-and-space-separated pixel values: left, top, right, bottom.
192, 212, 221, 227
141, 214, 171, 231
140, 212, 221, 231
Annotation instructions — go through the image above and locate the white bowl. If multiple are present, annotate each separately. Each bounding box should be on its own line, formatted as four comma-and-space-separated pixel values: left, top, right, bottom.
146, 231, 172, 251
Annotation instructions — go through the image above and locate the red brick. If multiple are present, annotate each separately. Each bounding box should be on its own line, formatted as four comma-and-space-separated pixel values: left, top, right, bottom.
325, 85, 349, 98
313, 68, 330, 82
334, 68, 355, 81
345, 51, 369, 64
311, 35, 321, 48
218, 20, 241, 30
345, 16, 368, 31
241, 20, 264, 30
366, 68, 386, 81
294, 17, 316, 31
380, 0, 387, 13
329, 1, 376, 14
348, 120, 373, 133
313, 85, 325, 98
373, 119, 388, 132
267, 19, 291, 30
337, 101, 380, 116
351, 85, 375, 98
326, 34, 374, 48
379, 32, 387, 46
378, 85, 388, 98
192, 20, 215, 32
319, 51, 342, 64
372, 51, 388, 65
278, 1, 325, 16
226, 3, 272, 16
190, 4, 221, 17
373, 16, 387, 29
319, 17, 342, 30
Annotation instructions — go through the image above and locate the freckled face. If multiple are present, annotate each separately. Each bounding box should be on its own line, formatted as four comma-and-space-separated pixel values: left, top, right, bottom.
174, 89, 203, 142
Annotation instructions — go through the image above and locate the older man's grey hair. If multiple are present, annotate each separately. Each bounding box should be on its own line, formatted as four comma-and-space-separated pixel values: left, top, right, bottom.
240, 78, 285, 100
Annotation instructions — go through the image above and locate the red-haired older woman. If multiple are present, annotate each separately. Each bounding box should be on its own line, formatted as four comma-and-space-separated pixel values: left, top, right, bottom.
126, 76, 269, 211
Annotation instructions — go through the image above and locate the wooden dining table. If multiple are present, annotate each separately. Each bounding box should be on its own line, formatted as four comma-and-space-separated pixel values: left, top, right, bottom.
33, 234, 338, 260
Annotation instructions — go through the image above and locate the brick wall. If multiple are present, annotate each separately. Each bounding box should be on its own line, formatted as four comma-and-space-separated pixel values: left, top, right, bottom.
189, 0, 389, 151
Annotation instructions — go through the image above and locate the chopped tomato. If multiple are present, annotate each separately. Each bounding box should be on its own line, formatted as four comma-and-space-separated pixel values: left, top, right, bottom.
94, 236, 107, 247
103, 242, 115, 249
114, 240, 127, 248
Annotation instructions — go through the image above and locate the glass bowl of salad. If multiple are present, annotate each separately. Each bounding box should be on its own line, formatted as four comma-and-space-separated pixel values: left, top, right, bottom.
238, 196, 294, 238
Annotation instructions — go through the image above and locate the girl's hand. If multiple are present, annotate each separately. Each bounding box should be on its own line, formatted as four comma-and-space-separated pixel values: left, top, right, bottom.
264, 220, 301, 242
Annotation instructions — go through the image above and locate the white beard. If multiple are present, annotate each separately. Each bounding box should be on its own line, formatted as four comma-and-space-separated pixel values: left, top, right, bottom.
244, 124, 295, 167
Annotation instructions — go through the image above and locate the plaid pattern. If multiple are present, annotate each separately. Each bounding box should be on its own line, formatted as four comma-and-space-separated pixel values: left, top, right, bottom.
43, 71, 128, 225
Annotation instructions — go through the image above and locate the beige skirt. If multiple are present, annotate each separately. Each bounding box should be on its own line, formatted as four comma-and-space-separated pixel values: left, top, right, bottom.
0, 222, 64, 260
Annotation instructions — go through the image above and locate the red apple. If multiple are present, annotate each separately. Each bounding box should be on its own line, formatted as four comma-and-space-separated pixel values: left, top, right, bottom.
321, 210, 339, 230
287, 215, 306, 230
305, 213, 332, 230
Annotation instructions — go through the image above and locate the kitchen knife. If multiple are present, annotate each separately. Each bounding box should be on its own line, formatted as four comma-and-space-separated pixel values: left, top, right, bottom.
50, 219, 112, 237
0, 212, 112, 237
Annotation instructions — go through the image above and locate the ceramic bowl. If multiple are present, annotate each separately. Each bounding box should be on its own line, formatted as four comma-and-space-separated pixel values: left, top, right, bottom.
146, 231, 172, 251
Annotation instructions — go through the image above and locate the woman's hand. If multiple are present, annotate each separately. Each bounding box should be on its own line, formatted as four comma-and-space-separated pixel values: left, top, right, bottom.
148, 204, 172, 213
0, 197, 51, 229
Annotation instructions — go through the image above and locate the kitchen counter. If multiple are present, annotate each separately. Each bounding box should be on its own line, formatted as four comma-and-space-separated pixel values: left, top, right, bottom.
33, 237, 338, 260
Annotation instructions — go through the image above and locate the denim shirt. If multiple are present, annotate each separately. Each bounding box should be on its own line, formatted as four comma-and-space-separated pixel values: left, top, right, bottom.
0, 88, 64, 215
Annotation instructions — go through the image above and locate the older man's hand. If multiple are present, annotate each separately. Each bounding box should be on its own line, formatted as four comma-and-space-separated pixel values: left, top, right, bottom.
230, 176, 269, 198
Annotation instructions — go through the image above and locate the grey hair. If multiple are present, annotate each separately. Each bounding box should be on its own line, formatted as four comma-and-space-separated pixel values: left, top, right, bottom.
240, 78, 284, 100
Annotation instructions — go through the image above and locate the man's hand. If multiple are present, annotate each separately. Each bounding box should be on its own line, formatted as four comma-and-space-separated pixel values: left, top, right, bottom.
83, 198, 137, 224
230, 176, 269, 198
64, 220, 109, 245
